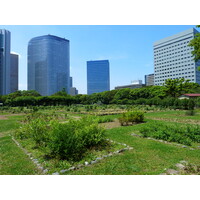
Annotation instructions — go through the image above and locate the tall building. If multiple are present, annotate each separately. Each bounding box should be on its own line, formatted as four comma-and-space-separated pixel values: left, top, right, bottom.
70, 76, 73, 88
28, 35, 70, 96
10, 53, 19, 93
0, 29, 11, 95
145, 73, 154, 86
70, 87, 78, 96
154, 28, 200, 86
87, 60, 110, 95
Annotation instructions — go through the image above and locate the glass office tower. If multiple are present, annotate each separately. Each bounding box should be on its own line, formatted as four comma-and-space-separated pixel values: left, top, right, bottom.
87, 60, 110, 95
10, 53, 19, 93
28, 35, 70, 96
0, 29, 11, 95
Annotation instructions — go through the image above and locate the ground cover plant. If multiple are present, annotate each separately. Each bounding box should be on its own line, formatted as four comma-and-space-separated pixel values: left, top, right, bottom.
1, 106, 200, 175
140, 121, 200, 146
118, 111, 144, 126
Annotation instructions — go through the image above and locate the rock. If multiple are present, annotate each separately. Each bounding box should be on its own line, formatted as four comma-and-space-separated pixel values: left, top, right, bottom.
175, 163, 185, 170
179, 160, 188, 164
68, 167, 75, 170
60, 169, 68, 173
85, 161, 89, 165
96, 157, 102, 160
91, 160, 97, 164
166, 169, 179, 175
182, 145, 187, 148
43, 169, 48, 174
128, 147, 134, 150
52, 172, 59, 175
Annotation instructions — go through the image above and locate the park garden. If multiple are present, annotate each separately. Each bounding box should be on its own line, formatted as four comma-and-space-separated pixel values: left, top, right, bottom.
1, 78, 200, 175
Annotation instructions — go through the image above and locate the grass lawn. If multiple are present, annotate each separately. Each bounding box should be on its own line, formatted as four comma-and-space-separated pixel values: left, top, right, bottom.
0, 114, 39, 175
1, 109, 200, 175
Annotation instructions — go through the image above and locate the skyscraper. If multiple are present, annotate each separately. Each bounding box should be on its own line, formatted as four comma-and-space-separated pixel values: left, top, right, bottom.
28, 35, 70, 96
0, 29, 11, 95
87, 60, 110, 95
154, 28, 200, 86
145, 73, 154, 86
10, 53, 19, 93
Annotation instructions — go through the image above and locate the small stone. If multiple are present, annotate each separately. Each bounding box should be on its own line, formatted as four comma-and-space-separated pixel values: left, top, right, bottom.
103, 155, 108, 158
189, 148, 194, 150
179, 160, 188, 164
96, 157, 102, 160
128, 147, 134, 150
52, 172, 59, 175
182, 145, 187, 148
91, 160, 97, 164
68, 167, 75, 170
175, 163, 185, 170
38, 166, 44, 171
166, 169, 179, 175
60, 169, 68, 173
85, 161, 89, 165
43, 169, 48, 174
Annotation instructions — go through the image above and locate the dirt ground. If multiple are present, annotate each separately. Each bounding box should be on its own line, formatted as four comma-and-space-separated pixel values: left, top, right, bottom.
0, 115, 8, 120
100, 119, 121, 129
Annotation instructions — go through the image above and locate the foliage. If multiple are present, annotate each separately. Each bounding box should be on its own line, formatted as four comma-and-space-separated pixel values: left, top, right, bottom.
164, 78, 199, 98
188, 25, 200, 61
140, 121, 200, 146
15, 116, 106, 161
118, 111, 144, 126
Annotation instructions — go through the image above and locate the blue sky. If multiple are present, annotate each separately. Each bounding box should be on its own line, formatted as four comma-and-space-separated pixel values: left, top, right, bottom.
0, 25, 198, 94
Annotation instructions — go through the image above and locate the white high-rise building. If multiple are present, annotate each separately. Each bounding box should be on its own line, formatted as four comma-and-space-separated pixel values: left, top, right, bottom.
154, 28, 200, 86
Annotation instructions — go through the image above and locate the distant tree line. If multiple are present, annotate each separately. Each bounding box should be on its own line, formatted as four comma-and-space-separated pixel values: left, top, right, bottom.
0, 78, 200, 109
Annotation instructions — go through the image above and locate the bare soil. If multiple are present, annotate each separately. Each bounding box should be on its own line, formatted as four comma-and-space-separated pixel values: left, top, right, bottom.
0, 115, 8, 120
100, 119, 121, 129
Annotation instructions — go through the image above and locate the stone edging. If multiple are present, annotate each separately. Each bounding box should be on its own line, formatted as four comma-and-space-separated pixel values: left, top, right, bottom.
160, 160, 188, 175
52, 139, 133, 175
11, 136, 133, 175
131, 133, 197, 150
11, 137, 48, 174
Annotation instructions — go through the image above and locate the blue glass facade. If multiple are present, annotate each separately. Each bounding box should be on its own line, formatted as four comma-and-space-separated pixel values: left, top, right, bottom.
87, 60, 110, 95
28, 35, 70, 96
0, 29, 11, 95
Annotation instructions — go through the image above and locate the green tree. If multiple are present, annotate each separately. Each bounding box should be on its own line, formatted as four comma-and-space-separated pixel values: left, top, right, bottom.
189, 25, 200, 71
164, 78, 198, 98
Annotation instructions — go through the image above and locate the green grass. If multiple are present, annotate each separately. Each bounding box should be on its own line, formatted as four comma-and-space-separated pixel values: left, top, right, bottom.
0, 136, 39, 175
2, 109, 200, 175
0, 115, 23, 133
65, 124, 200, 175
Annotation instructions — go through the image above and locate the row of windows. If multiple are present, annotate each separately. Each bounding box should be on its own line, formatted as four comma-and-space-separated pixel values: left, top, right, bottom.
155, 52, 192, 61
154, 40, 191, 53
154, 46, 193, 57
155, 78, 195, 85
155, 65, 195, 71
155, 58, 193, 65
155, 61, 194, 68
155, 73, 195, 78
155, 54, 192, 63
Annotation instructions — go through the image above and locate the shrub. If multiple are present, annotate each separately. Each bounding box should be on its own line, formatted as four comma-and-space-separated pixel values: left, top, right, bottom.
140, 121, 200, 146
118, 111, 144, 126
15, 116, 106, 161
185, 110, 196, 116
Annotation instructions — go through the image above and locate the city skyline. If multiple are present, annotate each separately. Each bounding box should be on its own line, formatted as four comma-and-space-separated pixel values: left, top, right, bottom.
0, 25, 199, 94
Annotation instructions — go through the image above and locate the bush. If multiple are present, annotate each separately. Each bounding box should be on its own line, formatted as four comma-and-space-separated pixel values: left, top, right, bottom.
140, 121, 200, 146
118, 111, 144, 126
15, 116, 106, 161
185, 110, 196, 116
